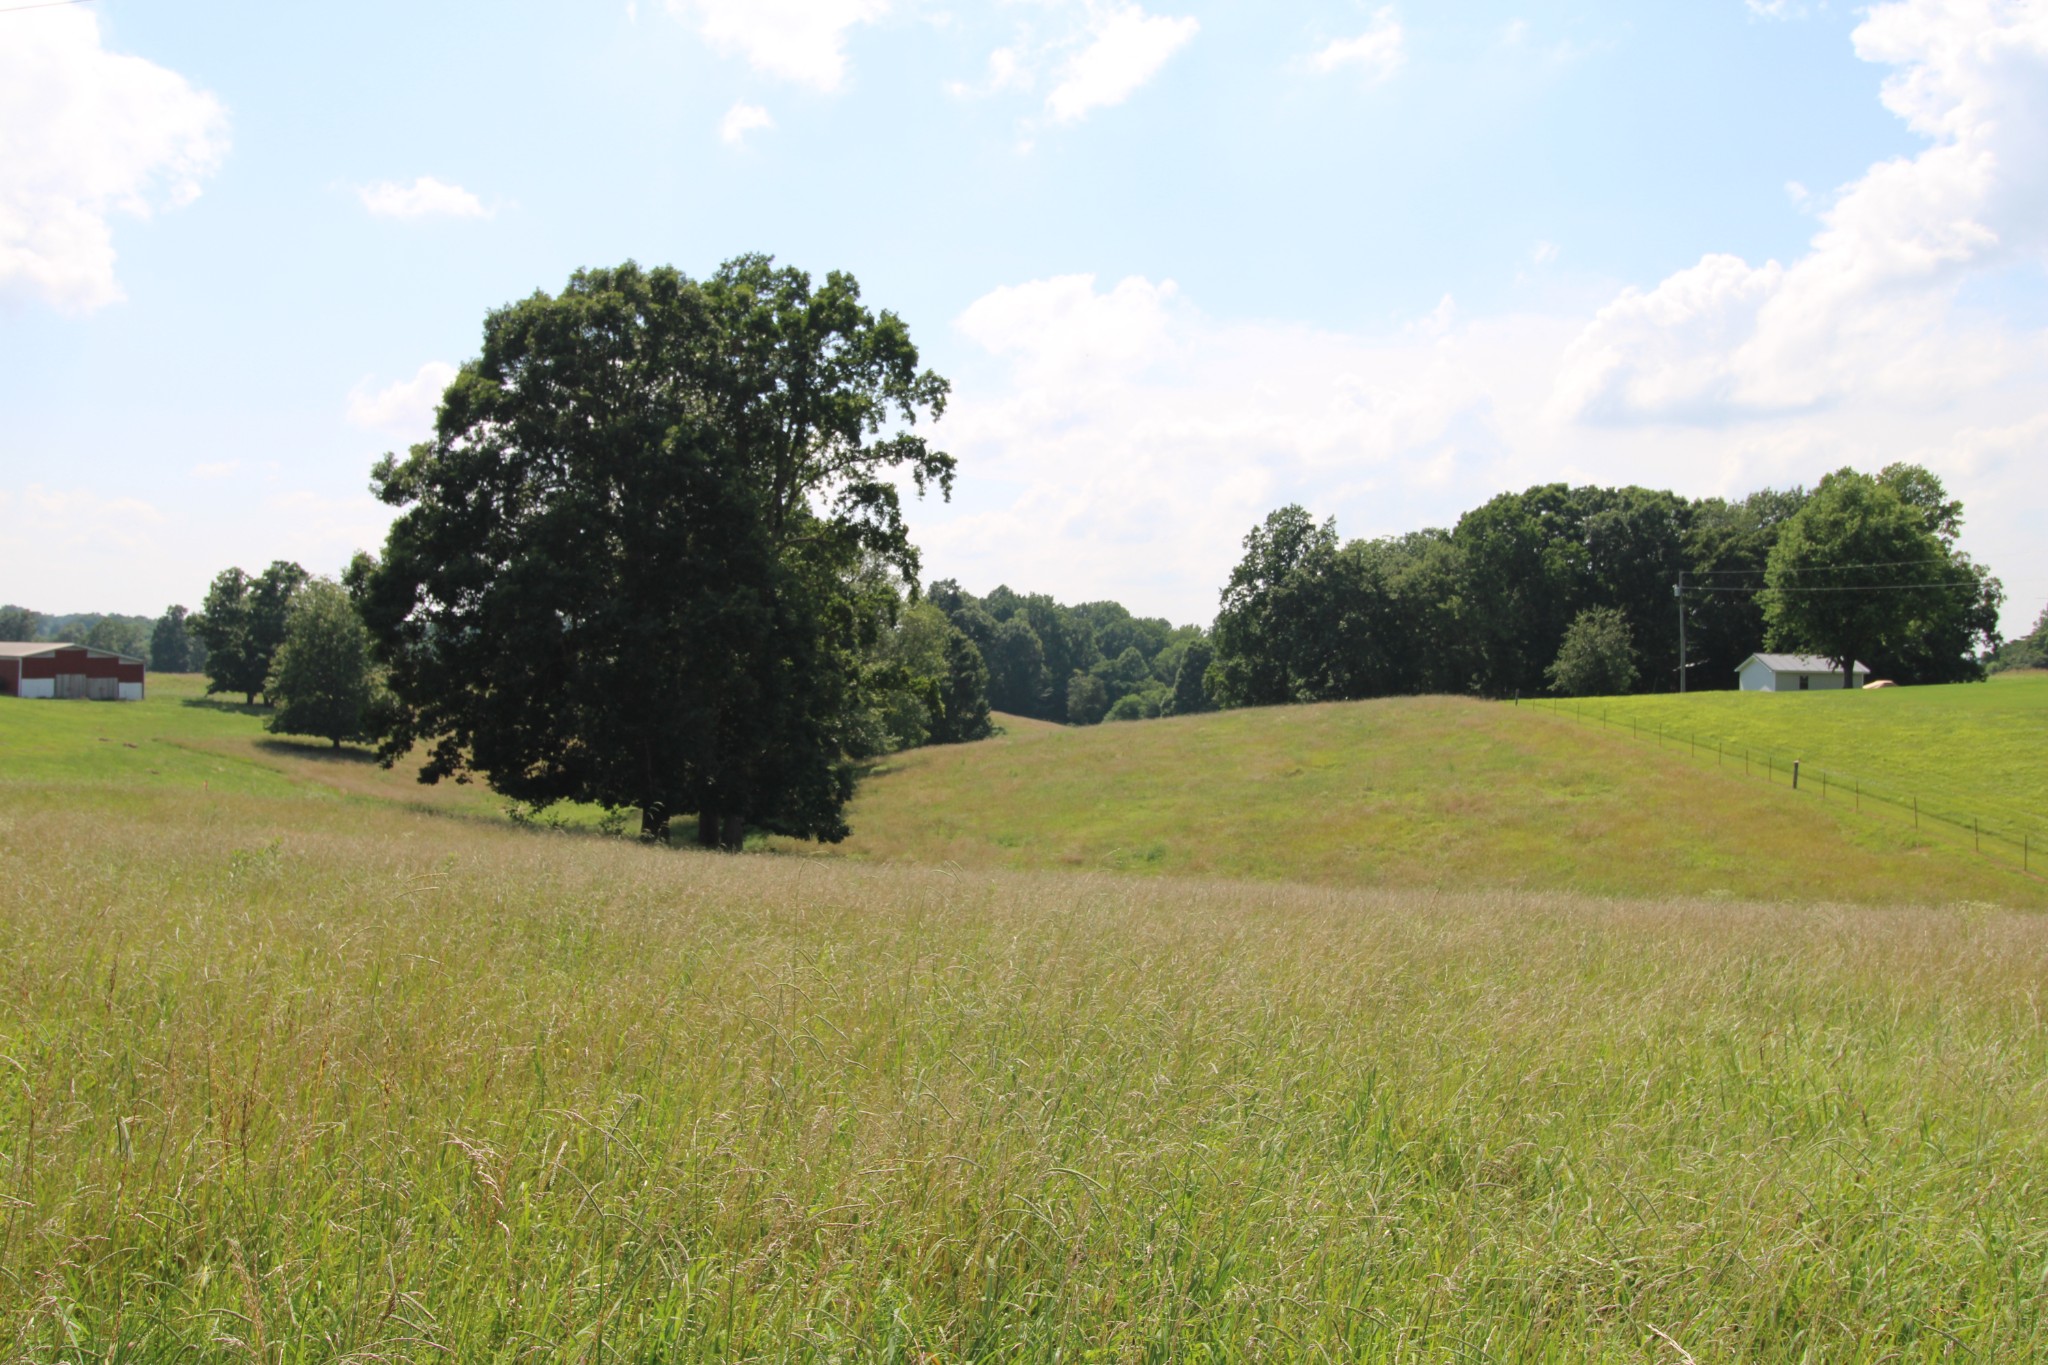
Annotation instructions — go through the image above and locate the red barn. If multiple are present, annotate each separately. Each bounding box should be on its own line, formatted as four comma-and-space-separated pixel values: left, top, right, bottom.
0, 643, 146, 701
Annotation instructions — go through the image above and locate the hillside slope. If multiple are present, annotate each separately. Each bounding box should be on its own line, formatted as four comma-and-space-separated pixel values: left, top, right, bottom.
822, 694, 2046, 906
1546, 671, 2048, 851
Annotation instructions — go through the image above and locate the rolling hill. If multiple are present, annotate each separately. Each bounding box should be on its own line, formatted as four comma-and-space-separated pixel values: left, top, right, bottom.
813, 685, 2047, 907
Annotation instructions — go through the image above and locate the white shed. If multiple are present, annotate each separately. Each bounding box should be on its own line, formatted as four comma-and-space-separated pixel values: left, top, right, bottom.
1735, 653, 1869, 692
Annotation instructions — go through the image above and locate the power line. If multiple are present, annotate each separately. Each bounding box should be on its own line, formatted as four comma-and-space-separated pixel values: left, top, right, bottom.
1688, 558, 1965, 576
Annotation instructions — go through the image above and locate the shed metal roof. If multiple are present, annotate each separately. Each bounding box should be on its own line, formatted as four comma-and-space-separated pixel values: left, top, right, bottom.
1736, 653, 1870, 675
0, 641, 145, 663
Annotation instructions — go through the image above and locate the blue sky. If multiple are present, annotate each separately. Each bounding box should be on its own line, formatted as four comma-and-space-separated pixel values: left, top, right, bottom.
3, 0, 2044, 635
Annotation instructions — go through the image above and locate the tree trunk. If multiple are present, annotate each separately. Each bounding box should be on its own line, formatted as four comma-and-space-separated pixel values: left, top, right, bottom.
331, 737, 341, 750
640, 805, 669, 844
721, 814, 745, 851
697, 809, 722, 849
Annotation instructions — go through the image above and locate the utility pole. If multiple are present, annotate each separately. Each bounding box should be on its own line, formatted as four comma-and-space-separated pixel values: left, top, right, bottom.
1675, 572, 1687, 693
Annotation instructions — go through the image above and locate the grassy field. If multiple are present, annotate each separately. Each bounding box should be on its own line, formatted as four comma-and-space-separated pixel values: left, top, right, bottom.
825, 693, 2047, 906
1536, 671, 2048, 856
6, 678, 2048, 1358
6, 789, 2048, 1360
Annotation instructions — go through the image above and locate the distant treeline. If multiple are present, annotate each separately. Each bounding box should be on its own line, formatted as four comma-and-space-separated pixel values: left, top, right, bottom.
926, 581, 1212, 725
1205, 465, 2006, 706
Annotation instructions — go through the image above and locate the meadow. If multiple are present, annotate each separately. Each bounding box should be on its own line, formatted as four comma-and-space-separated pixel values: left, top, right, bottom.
822, 686, 2048, 906
1540, 670, 2048, 857
4, 677, 2048, 1360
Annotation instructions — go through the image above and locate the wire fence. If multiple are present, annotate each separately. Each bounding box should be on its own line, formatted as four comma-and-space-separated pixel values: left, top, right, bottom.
1522, 696, 2045, 881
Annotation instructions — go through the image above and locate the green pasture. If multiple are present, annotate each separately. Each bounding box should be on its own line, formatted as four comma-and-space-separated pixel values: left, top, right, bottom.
1541, 671, 2048, 852
5, 670, 2048, 1357
0, 673, 507, 820
826, 694, 2047, 906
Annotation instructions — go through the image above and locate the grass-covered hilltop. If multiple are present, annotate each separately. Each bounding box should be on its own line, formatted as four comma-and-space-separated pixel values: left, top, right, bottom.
4, 671, 2047, 1359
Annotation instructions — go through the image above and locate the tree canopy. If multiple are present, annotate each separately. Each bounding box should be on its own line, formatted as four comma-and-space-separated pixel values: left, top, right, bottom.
1762, 468, 2002, 688
195, 562, 307, 704
266, 579, 379, 748
928, 580, 1206, 724
356, 257, 953, 847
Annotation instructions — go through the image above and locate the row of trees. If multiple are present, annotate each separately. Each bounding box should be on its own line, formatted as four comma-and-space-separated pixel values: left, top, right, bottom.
926, 582, 1212, 724
1208, 465, 2004, 704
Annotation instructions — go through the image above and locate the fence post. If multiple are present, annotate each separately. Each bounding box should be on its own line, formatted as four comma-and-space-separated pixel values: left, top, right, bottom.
1792, 760, 1799, 791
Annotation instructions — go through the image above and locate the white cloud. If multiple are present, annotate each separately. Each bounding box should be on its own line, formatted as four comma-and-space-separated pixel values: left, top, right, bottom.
719, 101, 776, 146
1747, 0, 1806, 18
1555, 0, 2048, 424
1529, 240, 1560, 266
931, 264, 2045, 635
669, 0, 889, 92
0, 10, 227, 312
1310, 8, 1406, 83
357, 177, 490, 220
348, 362, 458, 438
1045, 4, 1200, 124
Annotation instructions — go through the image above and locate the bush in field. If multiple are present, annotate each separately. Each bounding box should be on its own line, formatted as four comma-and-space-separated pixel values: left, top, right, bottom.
1066, 671, 1109, 725
1547, 607, 1638, 697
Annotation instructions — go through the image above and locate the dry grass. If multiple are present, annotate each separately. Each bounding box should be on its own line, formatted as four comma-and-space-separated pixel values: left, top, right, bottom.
4, 785, 2048, 1360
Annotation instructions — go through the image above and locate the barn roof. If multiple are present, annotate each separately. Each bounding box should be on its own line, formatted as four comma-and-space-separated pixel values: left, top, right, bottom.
0, 641, 145, 664
1736, 653, 1870, 675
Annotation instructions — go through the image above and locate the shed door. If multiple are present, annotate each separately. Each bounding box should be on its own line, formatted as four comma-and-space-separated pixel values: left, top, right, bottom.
88, 675, 118, 700
56, 673, 87, 699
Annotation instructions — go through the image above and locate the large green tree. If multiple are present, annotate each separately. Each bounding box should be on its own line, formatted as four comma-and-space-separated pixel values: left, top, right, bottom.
195, 561, 307, 703
1762, 468, 1999, 688
267, 579, 378, 748
357, 258, 952, 847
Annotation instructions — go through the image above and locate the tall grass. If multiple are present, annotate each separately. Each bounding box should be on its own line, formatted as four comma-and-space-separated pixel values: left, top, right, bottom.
5, 788, 2047, 1359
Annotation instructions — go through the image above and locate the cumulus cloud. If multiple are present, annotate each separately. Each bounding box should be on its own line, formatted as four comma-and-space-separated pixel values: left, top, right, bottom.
1310, 7, 1406, 83
669, 0, 889, 91
348, 362, 458, 437
0, 10, 227, 312
719, 102, 776, 146
1554, 0, 2048, 424
1045, 4, 1200, 124
925, 1, 2048, 626
357, 177, 490, 220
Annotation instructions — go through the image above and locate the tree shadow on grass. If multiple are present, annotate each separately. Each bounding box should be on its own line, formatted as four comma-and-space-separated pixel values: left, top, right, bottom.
255, 737, 380, 765
181, 696, 270, 718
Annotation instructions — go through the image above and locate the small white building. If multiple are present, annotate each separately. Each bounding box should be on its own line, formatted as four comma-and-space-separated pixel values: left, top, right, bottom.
1735, 653, 1869, 692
